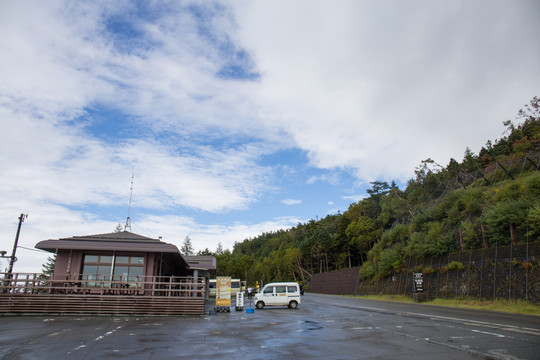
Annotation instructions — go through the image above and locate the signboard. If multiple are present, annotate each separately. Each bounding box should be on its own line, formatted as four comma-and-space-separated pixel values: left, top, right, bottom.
413, 272, 424, 293
216, 276, 231, 308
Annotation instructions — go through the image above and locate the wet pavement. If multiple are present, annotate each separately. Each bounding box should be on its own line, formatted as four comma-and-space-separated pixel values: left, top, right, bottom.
0, 293, 539, 359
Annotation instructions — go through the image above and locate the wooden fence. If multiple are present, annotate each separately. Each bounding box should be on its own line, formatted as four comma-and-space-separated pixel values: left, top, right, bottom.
0, 273, 207, 315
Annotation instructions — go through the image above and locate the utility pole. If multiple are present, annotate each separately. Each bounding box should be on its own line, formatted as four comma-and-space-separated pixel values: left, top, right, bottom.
7, 214, 28, 276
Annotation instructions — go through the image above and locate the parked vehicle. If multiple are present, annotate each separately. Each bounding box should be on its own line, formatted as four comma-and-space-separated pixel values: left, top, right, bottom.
209, 278, 246, 297
254, 282, 301, 309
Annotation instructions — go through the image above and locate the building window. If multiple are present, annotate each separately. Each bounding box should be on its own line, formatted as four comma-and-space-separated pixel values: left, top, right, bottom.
82, 254, 144, 287
112, 256, 144, 287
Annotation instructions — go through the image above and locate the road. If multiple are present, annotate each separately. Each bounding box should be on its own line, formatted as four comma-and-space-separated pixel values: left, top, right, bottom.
0, 293, 538, 359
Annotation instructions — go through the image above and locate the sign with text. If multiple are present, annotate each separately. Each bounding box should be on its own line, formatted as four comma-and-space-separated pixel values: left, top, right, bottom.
216, 276, 231, 307
413, 272, 424, 293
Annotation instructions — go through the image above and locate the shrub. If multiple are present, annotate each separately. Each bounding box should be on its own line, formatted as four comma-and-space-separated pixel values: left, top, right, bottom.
447, 261, 465, 271
521, 261, 534, 271
377, 247, 401, 277
359, 262, 376, 280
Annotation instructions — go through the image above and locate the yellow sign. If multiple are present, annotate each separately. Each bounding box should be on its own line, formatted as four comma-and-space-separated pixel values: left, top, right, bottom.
216, 276, 231, 307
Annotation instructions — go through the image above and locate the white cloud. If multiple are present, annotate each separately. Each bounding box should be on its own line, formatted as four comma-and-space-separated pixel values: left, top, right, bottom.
342, 195, 366, 203
281, 199, 302, 206
230, 0, 540, 182
306, 173, 340, 186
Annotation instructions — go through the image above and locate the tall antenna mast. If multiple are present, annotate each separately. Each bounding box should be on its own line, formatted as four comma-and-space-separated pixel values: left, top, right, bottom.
124, 173, 134, 232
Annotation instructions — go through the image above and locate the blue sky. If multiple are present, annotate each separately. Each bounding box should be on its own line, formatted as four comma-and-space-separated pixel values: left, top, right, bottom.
1, 0, 539, 272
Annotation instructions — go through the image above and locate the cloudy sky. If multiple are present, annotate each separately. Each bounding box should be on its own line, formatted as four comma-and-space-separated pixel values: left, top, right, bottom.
1, 0, 539, 273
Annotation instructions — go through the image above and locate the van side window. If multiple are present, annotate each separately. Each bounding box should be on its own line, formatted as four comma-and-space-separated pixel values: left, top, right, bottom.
287, 286, 297, 293
263, 286, 274, 294
275, 286, 286, 294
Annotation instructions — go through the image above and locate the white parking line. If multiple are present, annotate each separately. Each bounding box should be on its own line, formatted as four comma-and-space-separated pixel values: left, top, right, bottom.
67, 325, 124, 354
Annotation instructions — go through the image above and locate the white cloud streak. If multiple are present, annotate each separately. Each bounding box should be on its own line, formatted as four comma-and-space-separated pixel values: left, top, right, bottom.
281, 199, 302, 206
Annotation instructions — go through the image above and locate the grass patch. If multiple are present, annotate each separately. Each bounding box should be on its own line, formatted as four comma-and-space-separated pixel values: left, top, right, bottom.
355, 295, 540, 316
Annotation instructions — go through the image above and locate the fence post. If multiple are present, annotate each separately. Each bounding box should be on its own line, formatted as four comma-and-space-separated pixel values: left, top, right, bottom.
455, 249, 462, 298
436, 255, 441, 298
526, 230, 529, 303
445, 252, 451, 298
479, 246, 484, 300
406, 256, 412, 296
493, 239, 498, 300
508, 241, 513, 301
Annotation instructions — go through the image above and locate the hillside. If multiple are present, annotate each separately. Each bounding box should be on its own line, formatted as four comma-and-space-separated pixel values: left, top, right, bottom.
212, 97, 540, 285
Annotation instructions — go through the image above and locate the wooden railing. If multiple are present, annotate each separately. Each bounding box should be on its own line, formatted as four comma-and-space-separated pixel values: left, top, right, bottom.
1, 273, 205, 297
0, 273, 207, 315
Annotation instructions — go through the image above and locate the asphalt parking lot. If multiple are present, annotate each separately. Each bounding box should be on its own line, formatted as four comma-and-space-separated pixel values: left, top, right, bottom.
1, 294, 539, 359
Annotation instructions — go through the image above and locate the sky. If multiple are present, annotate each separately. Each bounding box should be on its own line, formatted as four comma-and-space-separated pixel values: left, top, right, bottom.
1, 0, 539, 273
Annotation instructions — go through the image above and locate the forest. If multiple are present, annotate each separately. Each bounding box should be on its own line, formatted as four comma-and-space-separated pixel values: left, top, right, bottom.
205, 97, 540, 287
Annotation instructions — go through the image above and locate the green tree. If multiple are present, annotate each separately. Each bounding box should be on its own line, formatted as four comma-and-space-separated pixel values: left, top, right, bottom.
237, 255, 253, 283
215, 242, 225, 255
181, 236, 194, 255
197, 248, 213, 256
346, 216, 379, 255
41, 254, 56, 276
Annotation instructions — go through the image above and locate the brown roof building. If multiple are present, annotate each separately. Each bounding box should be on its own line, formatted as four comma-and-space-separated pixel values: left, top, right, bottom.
35, 231, 216, 298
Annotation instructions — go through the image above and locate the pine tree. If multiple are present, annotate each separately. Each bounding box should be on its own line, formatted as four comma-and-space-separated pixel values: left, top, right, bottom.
41, 254, 56, 276
181, 236, 194, 255
114, 223, 124, 232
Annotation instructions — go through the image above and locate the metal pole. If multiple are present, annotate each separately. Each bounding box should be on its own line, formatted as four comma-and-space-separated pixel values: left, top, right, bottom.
7, 214, 27, 276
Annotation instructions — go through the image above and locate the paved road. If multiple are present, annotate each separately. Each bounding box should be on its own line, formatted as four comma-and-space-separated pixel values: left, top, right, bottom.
0, 293, 538, 359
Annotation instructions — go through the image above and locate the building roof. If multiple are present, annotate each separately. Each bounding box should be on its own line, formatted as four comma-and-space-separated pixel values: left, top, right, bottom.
35, 231, 216, 271
35, 231, 181, 253
183, 255, 217, 271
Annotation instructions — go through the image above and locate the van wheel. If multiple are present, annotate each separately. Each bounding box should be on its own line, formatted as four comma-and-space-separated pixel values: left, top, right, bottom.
289, 301, 298, 309
256, 301, 264, 309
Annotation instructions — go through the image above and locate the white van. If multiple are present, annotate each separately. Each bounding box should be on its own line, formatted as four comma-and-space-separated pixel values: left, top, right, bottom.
254, 282, 301, 309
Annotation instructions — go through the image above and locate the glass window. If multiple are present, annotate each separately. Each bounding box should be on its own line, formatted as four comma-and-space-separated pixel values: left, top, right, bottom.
82, 255, 113, 286
100, 256, 113, 264
113, 266, 129, 281
263, 286, 274, 294
288, 286, 298, 293
82, 254, 144, 287
275, 286, 286, 294
130, 266, 143, 280
115, 256, 129, 264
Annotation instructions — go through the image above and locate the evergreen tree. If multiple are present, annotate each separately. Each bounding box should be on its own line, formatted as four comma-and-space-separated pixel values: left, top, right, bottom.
41, 254, 56, 276
114, 223, 124, 232
181, 236, 194, 255
197, 248, 213, 256
215, 242, 224, 255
